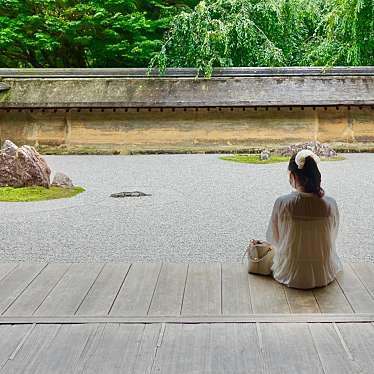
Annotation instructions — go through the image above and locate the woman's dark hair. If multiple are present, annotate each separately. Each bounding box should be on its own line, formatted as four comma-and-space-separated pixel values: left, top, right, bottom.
288, 153, 324, 198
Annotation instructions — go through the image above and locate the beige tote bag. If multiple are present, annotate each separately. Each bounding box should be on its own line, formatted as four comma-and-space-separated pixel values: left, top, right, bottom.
243, 239, 274, 275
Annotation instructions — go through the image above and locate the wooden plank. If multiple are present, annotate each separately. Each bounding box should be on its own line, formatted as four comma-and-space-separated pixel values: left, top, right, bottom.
132, 324, 162, 374
0, 263, 46, 314
336, 263, 374, 313
34, 263, 103, 316
0, 325, 31, 370
1, 313, 374, 324
336, 323, 374, 374
284, 288, 320, 313
5, 264, 70, 316
110, 263, 161, 316
313, 280, 354, 313
153, 323, 264, 374
181, 263, 221, 316
152, 324, 210, 373
27, 324, 96, 374
260, 323, 325, 373
74, 324, 160, 374
221, 263, 252, 315
148, 263, 188, 316
208, 324, 264, 374
0, 325, 60, 374
350, 262, 374, 297
309, 323, 363, 373
76, 263, 131, 316
248, 273, 290, 313
0, 263, 17, 282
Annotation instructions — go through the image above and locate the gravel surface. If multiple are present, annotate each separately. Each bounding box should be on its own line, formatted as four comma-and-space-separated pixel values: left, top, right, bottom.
0, 154, 373, 263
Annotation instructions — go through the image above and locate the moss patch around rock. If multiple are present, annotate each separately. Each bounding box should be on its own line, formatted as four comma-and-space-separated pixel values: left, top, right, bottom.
0, 186, 85, 202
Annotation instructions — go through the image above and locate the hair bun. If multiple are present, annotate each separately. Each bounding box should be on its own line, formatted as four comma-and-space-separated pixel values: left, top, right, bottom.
295, 150, 320, 169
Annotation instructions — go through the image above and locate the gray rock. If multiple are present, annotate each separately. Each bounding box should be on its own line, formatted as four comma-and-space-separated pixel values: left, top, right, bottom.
276, 141, 337, 158
260, 149, 271, 160
0, 140, 51, 188
52, 172, 74, 188
110, 191, 152, 198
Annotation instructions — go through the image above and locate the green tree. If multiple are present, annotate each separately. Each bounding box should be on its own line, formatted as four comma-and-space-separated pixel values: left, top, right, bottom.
0, 0, 197, 67
303, 0, 374, 66
1, 0, 373, 70
150, 0, 374, 76
149, 0, 322, 76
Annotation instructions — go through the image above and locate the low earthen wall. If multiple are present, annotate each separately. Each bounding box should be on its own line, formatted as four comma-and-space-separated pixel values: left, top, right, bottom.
1, 68, 373, 152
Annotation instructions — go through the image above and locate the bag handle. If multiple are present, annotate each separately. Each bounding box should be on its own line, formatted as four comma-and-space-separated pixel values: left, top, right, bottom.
242, 239, 256, 263
248, 249, 273, 263
242, 239, 273, 263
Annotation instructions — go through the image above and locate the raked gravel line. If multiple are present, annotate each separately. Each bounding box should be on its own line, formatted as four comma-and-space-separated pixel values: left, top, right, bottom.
0, 153, 372, 263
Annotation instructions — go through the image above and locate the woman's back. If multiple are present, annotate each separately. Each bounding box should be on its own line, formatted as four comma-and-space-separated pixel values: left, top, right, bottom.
267, 191, 342, 289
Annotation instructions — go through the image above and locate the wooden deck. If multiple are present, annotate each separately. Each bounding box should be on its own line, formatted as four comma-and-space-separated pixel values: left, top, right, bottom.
0, 262, 374, 373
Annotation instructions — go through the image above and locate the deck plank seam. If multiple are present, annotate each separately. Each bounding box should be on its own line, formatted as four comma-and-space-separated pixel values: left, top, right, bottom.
307, 323, 329, 374
31, 263, 73, 316
312, 289, 323, 314
135, 324, 154, 374
220, 263, 223, 315
146, 263, 164, 316
8, 323, 36, 361
0, 263, 18, 284
255, 323, 269, 373
335, 277, 357, 313
74, 324, 104, 373
332, 322, 355, 361
1, 263, 48, 316
26, 323, 63, 372
178, 263, 189, 316
73, 264, 106, 315
55, 324, 98, 374
247, 272, 255, 314
281, 284, 292, 314
349, 263, 374, 301
107, 263, 132, 315
81, 323, 109, 373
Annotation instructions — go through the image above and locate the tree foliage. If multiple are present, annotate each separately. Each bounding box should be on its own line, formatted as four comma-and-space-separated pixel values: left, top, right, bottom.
0, 0, 198, 67
304, 0, 374, 66
151, 0, 374, 76
0, 0, 373, 71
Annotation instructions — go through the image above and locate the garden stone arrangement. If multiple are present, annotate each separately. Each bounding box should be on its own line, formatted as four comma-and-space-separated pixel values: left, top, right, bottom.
255, 141, 338, 163
276, 141, 337, 158
0, 140, 83, 202
0, 140, 51, 188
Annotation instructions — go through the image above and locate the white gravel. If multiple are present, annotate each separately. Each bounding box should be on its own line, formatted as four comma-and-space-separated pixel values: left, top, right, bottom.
0, 153, 373, 263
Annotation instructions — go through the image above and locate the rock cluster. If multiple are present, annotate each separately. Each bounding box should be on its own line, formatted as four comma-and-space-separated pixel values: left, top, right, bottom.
276, 141, 337, 158
0, 140, 51, 188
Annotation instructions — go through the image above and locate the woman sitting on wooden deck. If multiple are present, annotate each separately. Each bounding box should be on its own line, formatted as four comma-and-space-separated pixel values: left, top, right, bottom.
266, 150, 342, 289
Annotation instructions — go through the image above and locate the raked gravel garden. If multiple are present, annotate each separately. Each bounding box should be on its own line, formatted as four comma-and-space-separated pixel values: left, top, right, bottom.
0, 153, 373, 263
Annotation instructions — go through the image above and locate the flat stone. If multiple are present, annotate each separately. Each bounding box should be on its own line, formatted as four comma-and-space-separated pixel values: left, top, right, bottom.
110, 191, 152, 198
